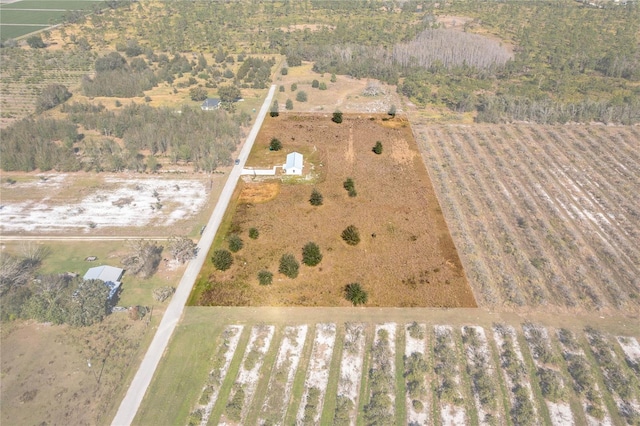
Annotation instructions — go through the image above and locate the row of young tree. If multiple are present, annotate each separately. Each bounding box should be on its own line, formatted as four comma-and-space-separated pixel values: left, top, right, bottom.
1, 102, 244, 172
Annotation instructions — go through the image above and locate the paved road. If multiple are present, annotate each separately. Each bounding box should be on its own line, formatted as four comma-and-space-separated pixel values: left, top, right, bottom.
0, 236, 169, 241
111, 85, 276, 426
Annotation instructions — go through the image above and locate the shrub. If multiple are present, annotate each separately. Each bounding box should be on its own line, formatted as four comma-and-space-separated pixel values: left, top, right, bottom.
286, 99, 293, 110
269, 137, 282, 151
279, 85, 285, 92
228, 234, 244, 252
373, 141, 383, 154
302, 242, 323, 266
26, 35, 45, 49
278, 253, 299, 278
309, 188, 323, 206
344, 283, 367, 306
388, 104, 397, 117
291, 83, 297, 91
343, 177, 356, 197
212, 249, 233, 271
281, 67, 288, 75
312, 79, 319, 88
296, 90, 307, 102
330, 73, 337, 83
332, 111, 343, 123
270, 99, 279, 117
249, 227, 259, 239
258, 270, 273, 285
319, 82, 327, 90
341, 225, 360, 245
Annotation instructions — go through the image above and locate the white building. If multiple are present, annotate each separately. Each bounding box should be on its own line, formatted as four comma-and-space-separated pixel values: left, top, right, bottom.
83, 265, 124, 300
284, 152, 303, 175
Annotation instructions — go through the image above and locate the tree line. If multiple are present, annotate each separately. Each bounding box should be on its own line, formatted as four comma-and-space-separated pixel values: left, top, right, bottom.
1, 103, 243, 173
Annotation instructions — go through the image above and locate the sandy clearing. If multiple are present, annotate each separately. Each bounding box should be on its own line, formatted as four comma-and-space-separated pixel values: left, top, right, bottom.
616, 336, 640, 364
296, 323, 336, 425
441, 404, 466, 426
336, 323, 366, 426
0, 176, 207, 233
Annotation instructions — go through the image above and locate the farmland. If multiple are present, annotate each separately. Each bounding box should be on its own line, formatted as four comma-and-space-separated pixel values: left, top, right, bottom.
133, 307, 640, 426
412, 122, 640, 313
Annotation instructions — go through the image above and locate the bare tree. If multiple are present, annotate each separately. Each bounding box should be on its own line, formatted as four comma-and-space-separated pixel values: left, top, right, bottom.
167, 236, 198, 264
121, 239, 163, 278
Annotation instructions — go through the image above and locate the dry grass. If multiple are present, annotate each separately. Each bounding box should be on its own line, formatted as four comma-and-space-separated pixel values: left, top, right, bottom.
196, 113, 476, 308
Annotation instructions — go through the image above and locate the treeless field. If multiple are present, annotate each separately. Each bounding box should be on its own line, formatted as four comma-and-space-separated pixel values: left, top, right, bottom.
196, 113, 476, 308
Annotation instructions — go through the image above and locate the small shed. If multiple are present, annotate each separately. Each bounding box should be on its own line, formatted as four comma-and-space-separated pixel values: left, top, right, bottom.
201, 98, 221, 111
83, 265, 124, 300
284, 152, 303, 175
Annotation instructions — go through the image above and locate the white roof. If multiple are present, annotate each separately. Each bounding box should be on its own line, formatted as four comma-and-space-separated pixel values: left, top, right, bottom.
83, 265, 123, 283
285, 152, 303, 170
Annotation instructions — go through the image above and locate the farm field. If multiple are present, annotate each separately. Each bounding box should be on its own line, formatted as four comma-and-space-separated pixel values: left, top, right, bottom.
412, 122, 640, 313
0, 0, 101, 41
133, 307, 640, 426
193, 113, 475, 308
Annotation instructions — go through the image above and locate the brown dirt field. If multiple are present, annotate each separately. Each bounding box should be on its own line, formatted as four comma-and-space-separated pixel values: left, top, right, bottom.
0, 315, 155, 426
198, 113, 476, 308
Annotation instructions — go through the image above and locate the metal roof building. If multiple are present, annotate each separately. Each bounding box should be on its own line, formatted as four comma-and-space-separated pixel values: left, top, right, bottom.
83, 265, 124, 300
284, 152, 303, 175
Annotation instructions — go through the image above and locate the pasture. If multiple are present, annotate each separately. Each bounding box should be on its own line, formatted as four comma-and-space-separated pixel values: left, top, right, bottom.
133, 307, 640, 426
192, 113, 475, 308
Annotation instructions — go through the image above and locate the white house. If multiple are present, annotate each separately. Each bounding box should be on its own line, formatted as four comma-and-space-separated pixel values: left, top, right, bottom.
201, 98, 221, 111
83, 265, 124, 300
284, 152, 303, 175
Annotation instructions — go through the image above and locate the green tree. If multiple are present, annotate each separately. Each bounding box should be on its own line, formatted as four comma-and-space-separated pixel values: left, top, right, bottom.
279, 85, 285, 92
212, 249, 233, 271
309, 188, 323, 206
344, 283, 368, 306
218, 85, 241, 103
341, 225, 360, 245
248, 227, 259, 239
278, 254, 299, 278
302, 242, 322, 266
190, 87, 208, 101
36, 84, 72, 113
281, 67, 288, 75
270, 99, 279, 117
269, 138, 282, 151
286, 99, 294, 110
312, 79, 319, 88
291, 83, 298, 92
332, 111, 343, 123
373, 141, 383, 154
26, 35, 45, 48
296, 90, 307, 102
258, 270, 273, 285
68, 279, 110, 327
228, 234, 244, 253
343, 177, 356, 197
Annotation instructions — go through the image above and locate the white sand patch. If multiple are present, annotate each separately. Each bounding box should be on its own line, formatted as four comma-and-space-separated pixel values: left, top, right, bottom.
0, 176, 207, 232
547, 402, 575, 426
221, 324, 274, 426
616, 336, 640, 365
336, 323, 366, 426
440, 404, 466, 426
405, 323, 428, 426
259, 325, 308, 426
296, 323, 336, 425
198, 325, 243, 426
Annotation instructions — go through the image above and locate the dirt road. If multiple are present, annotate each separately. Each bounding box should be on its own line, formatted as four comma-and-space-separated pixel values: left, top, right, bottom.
111, 85, 277, 426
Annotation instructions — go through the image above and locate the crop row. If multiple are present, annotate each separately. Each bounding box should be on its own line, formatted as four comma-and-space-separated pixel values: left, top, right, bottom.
177, 322, 639, 425
415, 124, 640, 311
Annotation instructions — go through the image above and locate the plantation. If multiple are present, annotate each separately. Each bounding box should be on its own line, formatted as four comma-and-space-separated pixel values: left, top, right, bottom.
133, 308, 640, 426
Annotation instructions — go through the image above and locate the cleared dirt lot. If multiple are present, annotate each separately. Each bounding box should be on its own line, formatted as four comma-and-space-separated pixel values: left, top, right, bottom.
195, 113, 476, 308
